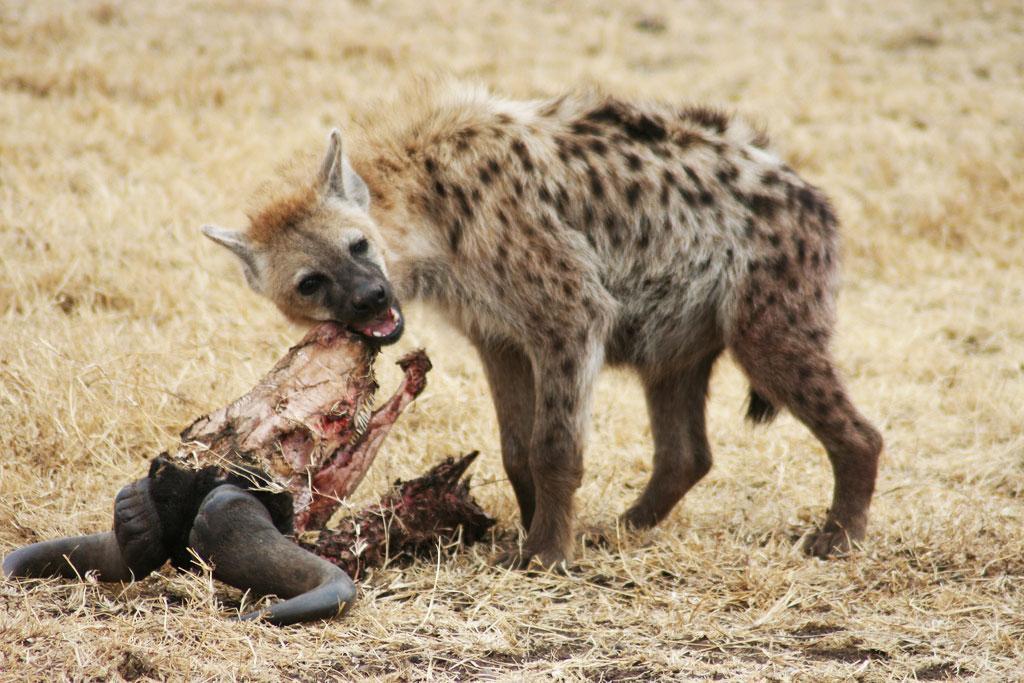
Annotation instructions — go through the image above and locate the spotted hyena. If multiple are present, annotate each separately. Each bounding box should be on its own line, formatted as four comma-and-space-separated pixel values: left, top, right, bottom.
202, 83, 883, 568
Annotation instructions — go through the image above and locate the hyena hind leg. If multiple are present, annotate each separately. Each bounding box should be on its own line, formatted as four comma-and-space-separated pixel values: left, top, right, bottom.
622, 352, 720, 529
732, 335, 883, 558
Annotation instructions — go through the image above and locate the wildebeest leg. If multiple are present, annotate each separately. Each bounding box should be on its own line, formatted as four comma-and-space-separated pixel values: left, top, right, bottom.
188, 485, 356, 625
622, 352, 721, 528
3, 478, 168, 581
476, 340, 537, 529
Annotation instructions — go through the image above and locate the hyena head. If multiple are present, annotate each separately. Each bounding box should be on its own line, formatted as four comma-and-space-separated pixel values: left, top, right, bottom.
202, 130, 404, 345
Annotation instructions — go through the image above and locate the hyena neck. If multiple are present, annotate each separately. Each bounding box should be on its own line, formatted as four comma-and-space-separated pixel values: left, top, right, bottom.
355, 151, 452, 306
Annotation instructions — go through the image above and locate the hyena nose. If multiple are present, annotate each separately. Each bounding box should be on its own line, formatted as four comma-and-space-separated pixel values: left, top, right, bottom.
352, 283, 388, 315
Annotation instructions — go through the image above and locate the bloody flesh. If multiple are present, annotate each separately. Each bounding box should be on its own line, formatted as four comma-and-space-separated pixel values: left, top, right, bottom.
171, 323, 429, 533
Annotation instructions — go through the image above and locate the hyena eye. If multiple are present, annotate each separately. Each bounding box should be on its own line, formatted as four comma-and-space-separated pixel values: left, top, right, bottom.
297, 274, 327, 297
350, 238, 369, 256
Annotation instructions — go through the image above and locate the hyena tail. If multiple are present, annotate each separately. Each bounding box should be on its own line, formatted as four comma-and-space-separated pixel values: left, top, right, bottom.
745, 389, 779, 425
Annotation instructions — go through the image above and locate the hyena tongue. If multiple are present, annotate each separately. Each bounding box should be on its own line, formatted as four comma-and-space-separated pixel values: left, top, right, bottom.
351, 307, 401, 339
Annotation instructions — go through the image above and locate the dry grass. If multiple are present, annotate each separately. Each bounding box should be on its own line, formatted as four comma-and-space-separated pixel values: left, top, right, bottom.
1, 0, 1023, 680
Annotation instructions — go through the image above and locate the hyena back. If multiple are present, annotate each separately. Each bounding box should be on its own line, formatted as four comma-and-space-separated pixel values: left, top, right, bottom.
203, 84, 883, 566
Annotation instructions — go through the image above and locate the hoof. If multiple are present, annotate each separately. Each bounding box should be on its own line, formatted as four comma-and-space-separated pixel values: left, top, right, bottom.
114, 479, 169, 577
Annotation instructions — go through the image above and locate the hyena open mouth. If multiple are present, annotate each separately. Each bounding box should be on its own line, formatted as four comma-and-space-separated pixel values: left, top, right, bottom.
347, 305, 404, 345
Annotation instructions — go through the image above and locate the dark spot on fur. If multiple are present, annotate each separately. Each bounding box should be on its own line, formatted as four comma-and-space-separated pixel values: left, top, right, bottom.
679, 188, 696, 206
626, 181, 642, 208
683, 166, 703, 188
743, 217, 756, 238
589, 138, 608, 155
556, 186, 570, 214
572, 121, 601, 137
588, 166, 605, 198
716, 164, 739, 184
767, 233, 782, 248
585, 102, 626, 126
680, 105, 729, 134
512, 178, 524, 198
511, 140, 534, 172
606, 214, 622, 248
433, 180, 447, 198
637, 219, 651, 249
762, 170, 780, 186
771, 254, 789, 277
448, 219, 463, 252
539, 185, 553, 204
625, 152, 643, 171
699, 191, 714, 205
451, 185, 472, 218
796, 186, 816, 211
626, 114, 667, 143
560, 357, 576, 377
672, 130, 702, 148
659, 183, 670, 207
796, 237, 807, 263
586, 102, 667, 143
747, 193, 779, 220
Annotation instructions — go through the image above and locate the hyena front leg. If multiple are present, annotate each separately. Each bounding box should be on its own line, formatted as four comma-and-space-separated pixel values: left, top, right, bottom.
519, 334, 604, 568
623, 352, 721, 528
475, 340, 536, 529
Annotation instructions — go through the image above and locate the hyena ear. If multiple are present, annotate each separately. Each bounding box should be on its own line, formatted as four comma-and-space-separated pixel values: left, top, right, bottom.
318, 128, 370, 211
201, 225, 264, 293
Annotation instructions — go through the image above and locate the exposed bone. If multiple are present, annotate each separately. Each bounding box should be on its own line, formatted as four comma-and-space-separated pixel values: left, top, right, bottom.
170, 323, 432, 533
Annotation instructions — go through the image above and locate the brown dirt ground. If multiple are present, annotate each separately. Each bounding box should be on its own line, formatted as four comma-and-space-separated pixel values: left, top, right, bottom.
1, 1, 1022, 680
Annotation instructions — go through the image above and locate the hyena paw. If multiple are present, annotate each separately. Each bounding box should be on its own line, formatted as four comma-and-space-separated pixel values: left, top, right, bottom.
620, 505, 660, 530
113, 478, 168, 577
801, 519, 865, 559
494, 545, 572, 574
